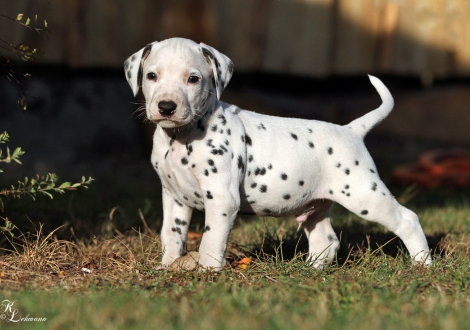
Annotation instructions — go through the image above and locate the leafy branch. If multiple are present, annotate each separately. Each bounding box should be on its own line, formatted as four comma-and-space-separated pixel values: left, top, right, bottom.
0, 131, 94, 212
0, 131, 24, 172
0, 13, 51, 110
0, 174, 94, 212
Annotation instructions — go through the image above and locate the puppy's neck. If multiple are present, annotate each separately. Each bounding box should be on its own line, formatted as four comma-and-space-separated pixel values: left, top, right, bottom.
160, 98, 220, 140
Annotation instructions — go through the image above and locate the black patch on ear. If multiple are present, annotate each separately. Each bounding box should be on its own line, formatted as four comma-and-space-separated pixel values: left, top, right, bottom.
202, 48, 212, 65
137, 43, 154, 90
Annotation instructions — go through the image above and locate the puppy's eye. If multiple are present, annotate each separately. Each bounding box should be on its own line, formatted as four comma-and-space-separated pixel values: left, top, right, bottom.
146, 72, 157, 81
188, 75, 200, 84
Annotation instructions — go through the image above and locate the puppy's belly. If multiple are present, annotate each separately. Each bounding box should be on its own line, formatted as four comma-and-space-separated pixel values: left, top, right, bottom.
238, 186, 318, 217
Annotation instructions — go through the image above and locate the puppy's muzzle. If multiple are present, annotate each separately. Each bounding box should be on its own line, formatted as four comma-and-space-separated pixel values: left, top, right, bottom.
158, 100, 177, 117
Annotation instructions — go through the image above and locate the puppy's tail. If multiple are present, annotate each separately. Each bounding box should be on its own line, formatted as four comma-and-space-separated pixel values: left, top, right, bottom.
346, 75, 394, 139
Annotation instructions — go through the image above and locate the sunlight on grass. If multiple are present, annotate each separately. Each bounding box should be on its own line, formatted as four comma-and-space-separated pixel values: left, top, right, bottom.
0, 186, 469, 329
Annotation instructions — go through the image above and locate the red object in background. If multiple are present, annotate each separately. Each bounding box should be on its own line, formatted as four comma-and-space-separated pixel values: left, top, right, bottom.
392, 149, 470, 188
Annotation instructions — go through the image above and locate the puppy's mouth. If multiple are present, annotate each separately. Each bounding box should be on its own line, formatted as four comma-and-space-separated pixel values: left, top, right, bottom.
152, 111, 192, 128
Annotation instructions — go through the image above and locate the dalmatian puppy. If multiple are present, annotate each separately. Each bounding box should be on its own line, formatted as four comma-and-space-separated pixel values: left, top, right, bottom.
124, 38, 432, 270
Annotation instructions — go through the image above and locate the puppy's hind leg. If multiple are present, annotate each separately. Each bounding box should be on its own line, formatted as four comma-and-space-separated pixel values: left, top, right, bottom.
332, 179, 431, 265
300, 200, 339, 269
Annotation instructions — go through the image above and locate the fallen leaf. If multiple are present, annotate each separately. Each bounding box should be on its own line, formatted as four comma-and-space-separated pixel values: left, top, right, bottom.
237, 257, 251, 270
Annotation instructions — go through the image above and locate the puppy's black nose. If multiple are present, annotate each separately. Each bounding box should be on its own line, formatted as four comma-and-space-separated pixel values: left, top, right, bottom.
158, 100, 177, 117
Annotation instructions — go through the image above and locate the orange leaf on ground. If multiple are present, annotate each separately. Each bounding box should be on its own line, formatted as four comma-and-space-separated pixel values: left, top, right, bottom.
237, 257, 251, 270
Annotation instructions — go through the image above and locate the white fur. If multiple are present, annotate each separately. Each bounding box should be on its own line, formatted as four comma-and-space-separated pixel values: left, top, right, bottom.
124, 38, 432, 270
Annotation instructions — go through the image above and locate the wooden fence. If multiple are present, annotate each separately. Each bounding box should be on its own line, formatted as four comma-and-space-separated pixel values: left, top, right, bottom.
1, 0, 470, 78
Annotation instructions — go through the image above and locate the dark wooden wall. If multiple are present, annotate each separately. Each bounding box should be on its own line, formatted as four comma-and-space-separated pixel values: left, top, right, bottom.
1, 0, 470, 78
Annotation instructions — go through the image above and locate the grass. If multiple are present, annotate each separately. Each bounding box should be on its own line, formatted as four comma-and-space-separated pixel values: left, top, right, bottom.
0, 184, 469, 329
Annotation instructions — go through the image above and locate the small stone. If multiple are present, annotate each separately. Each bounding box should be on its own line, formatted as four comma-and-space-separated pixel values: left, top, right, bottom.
169, 251, 200, 271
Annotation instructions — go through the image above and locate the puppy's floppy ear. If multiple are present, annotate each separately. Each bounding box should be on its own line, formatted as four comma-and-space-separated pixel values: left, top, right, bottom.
124, 42, 157, 96
200, 43, 234, 99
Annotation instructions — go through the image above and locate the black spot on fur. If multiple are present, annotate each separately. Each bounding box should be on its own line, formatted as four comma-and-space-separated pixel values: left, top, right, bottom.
225, 140, 229, 146
308, 128, 313, 133
211, 125, 218, 132
283, 194, 291, 200
183, 196, 188, 200
262, 209, 272, 214
204, 169, 209, 176
237, 155, 244, 171
361, 210, 369, 215
174, 199, 183, 207
260, 185, 267, 193
329, 190, 333, 194
336, 163, 341, 168
203, 225, 211, 232
222, 213, 227, 216
186, 144, 193, 156
299, 180, 304, 186
248, 155, 254, 162
247, 171, 251, 176
308, 141, 314, 148
181, 157, 188, 165
227, 129, 231, 135
206, 191, 213, 199
281, 173, 288, 180
245, 135, 252, 146
345, 169, 350, 175
370, 169, 376, 173
260, 168, 266, 175
171, 227, 182, 234
175, 218, 188, 226
254, 168, 261, 176
291, 133, 298, 140
170, 135, 176, 146
208, 159, 214, 166
328, 147, 333, 155
194, 192, 201, 198
211, 167, 218, 173
211, 149, 224, 155
206, 139, 214, 148
251, 182, 257, 188
345, 185, 350, 189
355, 160, 359, 166
220, 145, 228, 152
267, 164, 272, 170
327, 235, 337, 242
241, 135, 245, 143
167, 174, 171, 179
258, 123, 266, 130
218, 114, 227, 125
164, 150, 169, 159
346, 193, 350, 197
372, 182, 378, 191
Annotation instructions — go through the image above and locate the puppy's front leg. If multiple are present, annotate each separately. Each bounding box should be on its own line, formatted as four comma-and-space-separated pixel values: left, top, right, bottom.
198, 191, 240, 270
160, 188, 193, 266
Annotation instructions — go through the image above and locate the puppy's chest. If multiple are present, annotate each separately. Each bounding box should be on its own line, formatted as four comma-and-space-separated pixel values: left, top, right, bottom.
152, 140, 201, 197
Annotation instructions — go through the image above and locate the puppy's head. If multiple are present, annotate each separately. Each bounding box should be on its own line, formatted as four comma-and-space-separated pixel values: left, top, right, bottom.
124, 38, 233, 128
